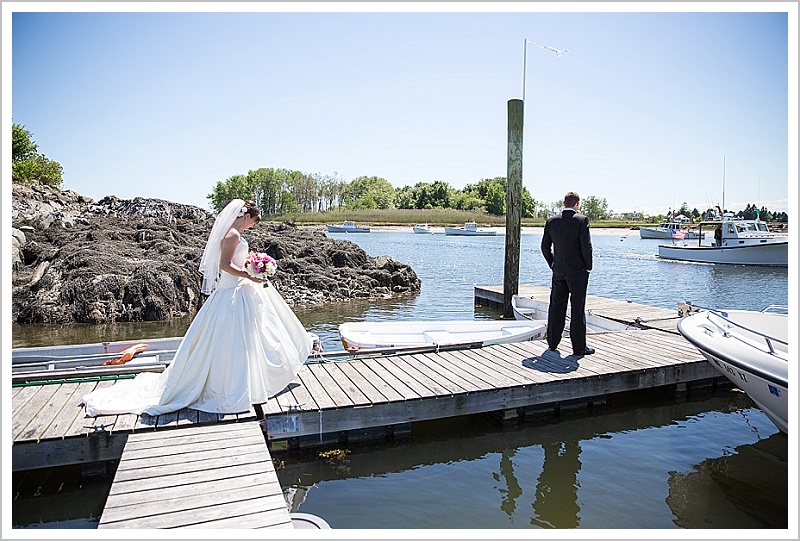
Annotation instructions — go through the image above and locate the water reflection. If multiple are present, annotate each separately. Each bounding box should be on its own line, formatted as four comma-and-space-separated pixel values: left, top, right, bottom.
666, 430, 788, 528
276, 389, 784, 529
528, 441, 582, 528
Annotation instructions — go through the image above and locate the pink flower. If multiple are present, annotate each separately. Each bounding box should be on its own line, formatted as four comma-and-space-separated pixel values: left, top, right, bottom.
243, 252, 277, 279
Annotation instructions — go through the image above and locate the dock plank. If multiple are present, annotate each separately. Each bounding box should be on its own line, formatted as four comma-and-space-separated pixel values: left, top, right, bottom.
336, 360, 394, 404
12, 384, 60, 441
346, 359, 408, 402
404, 352, 482, 393
295, 368, 337, 410
306, 363, 356, 407
370, 357, 440, 398
40, 381, 96, 441
100, 421, 291, 529
320, 362, 372, 405
419, 350, 503, 390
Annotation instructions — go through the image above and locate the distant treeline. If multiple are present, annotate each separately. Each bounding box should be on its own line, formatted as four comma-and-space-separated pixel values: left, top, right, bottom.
207, 167, 616, 221
208, 167, 788, 224
668, 202, 788, 223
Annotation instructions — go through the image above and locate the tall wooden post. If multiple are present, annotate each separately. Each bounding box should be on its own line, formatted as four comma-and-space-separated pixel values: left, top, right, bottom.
504, 99, 524, 319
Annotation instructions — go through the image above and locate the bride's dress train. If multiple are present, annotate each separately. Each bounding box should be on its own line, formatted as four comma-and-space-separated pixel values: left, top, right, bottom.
82, 238, 312, 416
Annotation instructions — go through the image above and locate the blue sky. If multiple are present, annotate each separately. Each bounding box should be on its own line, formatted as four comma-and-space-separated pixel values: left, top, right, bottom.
5, 3, 797, 217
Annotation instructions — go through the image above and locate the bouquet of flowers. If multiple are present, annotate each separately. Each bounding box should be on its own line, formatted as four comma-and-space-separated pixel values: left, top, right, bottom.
243, 252, 277, 280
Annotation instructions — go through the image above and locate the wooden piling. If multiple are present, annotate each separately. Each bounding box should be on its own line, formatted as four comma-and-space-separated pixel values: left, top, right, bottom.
504, 99, 524, 319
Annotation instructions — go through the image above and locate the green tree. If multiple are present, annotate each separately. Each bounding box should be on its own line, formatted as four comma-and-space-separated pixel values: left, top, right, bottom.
207, 174, 254, 213
248, 168, 282, 216
451, 191, 486, 212
394, 186, 415, 209
316, 172, 344, 211
12, 123, 64, 188
581, 195, 609, 221
343, 176, 395, 209
464, 177, 507, 215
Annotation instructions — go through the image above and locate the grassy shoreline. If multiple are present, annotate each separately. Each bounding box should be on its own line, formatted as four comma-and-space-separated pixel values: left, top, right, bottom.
280, 209, 787, 234
282, 208, 639, 229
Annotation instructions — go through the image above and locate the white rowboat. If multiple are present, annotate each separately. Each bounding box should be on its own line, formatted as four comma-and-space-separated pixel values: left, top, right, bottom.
511, 295, 633, 333
338, 319, 546, 351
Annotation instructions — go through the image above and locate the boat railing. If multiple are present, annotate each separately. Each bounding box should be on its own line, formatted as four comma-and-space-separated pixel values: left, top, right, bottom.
705, 310, 788, 356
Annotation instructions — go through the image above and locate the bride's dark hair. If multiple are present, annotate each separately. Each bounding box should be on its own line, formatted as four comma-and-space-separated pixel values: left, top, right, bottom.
243, 200, 260, 223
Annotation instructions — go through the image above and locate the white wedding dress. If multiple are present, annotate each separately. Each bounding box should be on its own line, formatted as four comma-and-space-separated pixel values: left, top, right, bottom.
82, 237, 312, 416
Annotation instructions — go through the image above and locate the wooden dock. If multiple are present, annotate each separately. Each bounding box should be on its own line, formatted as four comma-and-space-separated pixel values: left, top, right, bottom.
12, 286, 722, 470
98, 422, 292, 529
474, 284, 685, 334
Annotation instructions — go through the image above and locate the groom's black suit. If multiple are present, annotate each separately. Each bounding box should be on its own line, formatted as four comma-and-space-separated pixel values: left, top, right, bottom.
541, 208, 593, 354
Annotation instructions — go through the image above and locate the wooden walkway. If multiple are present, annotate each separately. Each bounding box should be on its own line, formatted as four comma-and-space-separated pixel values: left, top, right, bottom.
98, 422, 292, 529
11, 287, 722, 469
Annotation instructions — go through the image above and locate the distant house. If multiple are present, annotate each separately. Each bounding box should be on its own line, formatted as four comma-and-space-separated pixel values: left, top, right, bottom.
674, 214, 691, 223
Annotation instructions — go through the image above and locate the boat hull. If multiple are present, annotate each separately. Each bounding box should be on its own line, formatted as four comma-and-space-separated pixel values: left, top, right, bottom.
338, 319, 546, 350
639, 228, 703, 239
326, 226, 370, 233
657, 241, 788, 266
444, 227, 496, 236
677, 310, 788, 434
511, 295, 632, 333
413, 224, 433, 234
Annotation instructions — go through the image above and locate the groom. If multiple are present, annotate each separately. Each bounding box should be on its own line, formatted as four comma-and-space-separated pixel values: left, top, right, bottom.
540, 191, 594, 356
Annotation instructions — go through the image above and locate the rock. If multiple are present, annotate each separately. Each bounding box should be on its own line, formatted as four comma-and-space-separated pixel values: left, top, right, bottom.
11, 184, 421, 324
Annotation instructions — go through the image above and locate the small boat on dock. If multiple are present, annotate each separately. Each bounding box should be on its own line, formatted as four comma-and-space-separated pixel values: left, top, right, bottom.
12, 332, 323, 383
444, 222, 496, 236
11, 336, 182, 383
677, 304, 788, 434
657, 218, 788, 266
511, 294, 634, 333
338, 319, 546, 351
326, 220, 371, 233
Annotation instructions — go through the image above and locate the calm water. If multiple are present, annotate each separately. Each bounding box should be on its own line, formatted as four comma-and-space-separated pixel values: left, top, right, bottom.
10, 227, 792, 530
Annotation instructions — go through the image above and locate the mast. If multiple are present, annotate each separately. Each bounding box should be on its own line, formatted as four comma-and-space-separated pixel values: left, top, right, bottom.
722, 156, 726, 219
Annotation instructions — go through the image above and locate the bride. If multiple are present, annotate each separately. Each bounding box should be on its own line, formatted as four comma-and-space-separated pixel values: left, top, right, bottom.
82, 199, 313, 416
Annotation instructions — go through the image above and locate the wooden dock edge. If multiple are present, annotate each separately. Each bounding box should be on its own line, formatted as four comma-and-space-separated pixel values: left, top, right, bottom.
262, 366, 728, 453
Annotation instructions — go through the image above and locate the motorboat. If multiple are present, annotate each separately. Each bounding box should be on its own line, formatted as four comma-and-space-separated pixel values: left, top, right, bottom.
511, 295, 633, 333
444, 221, 496, 236
639, 221, 704, 240
657, 218, 788, 266
677, 305, 788, 434
326, 220, 371, 233
338, 319, 546, 351
413, 223, 433, 234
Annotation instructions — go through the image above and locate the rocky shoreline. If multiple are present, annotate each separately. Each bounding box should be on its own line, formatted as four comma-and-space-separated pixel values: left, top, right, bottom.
10, 184, 421, 325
